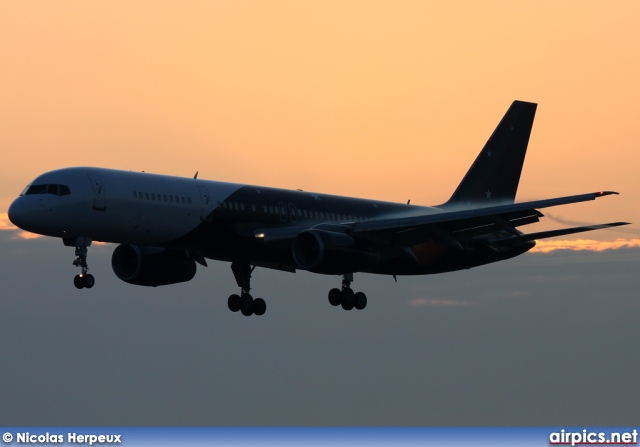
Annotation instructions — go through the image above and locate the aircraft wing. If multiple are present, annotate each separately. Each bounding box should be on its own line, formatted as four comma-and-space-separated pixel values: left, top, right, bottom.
254, 190, 628, 252
352, 191, 627, 248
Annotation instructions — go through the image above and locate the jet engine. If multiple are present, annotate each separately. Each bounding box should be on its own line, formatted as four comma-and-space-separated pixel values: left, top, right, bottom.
291, 229, 377, 274
111, 244, 197, 286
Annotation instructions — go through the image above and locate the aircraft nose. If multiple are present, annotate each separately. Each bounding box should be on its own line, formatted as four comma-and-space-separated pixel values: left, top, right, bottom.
8, 198, 26, 228
8, 197, 39, 231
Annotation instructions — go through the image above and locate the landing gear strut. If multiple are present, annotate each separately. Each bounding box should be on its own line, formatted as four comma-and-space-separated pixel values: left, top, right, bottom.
227, 261, 266, 316
328, 273, 367, 311
66, 237, 95, 289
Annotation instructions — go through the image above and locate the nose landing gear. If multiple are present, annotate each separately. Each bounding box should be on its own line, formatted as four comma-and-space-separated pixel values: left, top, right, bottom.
65, 237, 95, 289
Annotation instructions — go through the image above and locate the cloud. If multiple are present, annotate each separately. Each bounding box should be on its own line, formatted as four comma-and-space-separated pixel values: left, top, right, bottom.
0, 212, 42, 239
409, 298, 477, 307
530, 238, 640, 253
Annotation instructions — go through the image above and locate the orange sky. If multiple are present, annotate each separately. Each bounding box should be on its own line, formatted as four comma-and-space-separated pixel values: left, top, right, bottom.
1, 1, 639, 243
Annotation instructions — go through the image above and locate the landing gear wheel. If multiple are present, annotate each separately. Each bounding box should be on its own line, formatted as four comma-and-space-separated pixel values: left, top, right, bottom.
228, 262, 269, 316
83, 274, 95, 289
354, 292, 367, 310
241, 294, 254, 316
70, 239, 93, 291
341, 288, 355, 311
74, 274, 85, 289
253, 298, 266, 316
228, 294, 241, 312
328, 288, 342, 306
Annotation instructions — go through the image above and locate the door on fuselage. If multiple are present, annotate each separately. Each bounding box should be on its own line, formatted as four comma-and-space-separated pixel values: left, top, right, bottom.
197, 186, 214, 222
87, 174, 106, 211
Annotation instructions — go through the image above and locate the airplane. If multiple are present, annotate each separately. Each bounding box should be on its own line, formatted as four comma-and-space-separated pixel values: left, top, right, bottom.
8, 100, 628, 316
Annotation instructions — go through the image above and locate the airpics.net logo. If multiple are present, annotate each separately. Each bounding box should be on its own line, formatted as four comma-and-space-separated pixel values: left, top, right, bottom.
549, 429, 638, 446
3, 432, 122, 445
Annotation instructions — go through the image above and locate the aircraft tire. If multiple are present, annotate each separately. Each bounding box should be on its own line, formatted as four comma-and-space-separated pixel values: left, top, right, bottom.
241, 294, 254, 316
74, 275, 85, 289
341, 288, 355, 311
84, 274, 95, 289
228, 294, 241, 312
253, 298, 266, 316
328, 288, 342, 306
354, 292, 367, 310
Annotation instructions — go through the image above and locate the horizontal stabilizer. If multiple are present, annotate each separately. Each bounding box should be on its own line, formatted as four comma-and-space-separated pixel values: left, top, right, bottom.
489, 222, 630, 246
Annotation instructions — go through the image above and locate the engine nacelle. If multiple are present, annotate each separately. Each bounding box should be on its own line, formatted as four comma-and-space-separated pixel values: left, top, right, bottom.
292, 229, 377, 274
111, 244, 197, 287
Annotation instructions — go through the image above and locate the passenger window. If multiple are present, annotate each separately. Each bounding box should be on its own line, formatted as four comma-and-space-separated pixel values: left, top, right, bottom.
188, 197, 192, 204
164, 194, 168, 202
252, 204, 256, 212
181, 197, 185, 204
145, 193, 149, 200
133, 191, 137, 199
151, 193, 156, 200
263, 205, 268, 213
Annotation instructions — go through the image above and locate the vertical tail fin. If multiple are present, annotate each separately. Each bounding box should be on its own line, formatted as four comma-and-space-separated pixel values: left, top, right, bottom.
444, 100, 537, 207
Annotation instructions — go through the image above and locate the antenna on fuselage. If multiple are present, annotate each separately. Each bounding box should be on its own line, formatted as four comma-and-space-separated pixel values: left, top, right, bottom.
194, 171, 198, 179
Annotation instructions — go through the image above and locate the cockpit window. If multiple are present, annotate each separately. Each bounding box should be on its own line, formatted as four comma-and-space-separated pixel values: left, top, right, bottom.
26, 184, 47, 195
24, 183, 71, 196
20, 184, 32, 196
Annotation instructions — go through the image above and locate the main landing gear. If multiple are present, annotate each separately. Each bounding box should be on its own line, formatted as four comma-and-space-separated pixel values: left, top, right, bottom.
328, 273, 367, 311
227, 261, 266, 317
65, 237, 95, 289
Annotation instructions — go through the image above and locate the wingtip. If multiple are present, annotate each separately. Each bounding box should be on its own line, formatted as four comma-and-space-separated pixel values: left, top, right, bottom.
596, 191, 619, 197
599, 222, 631, 228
